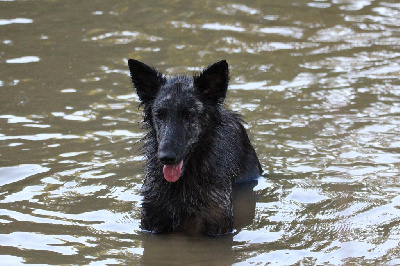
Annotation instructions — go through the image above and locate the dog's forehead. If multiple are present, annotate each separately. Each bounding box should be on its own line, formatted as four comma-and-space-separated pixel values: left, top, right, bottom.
164, 75, 193, 89
155, 75, 196, 104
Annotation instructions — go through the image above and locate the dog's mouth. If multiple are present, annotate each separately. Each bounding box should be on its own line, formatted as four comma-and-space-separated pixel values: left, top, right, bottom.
162, 160, 183, 182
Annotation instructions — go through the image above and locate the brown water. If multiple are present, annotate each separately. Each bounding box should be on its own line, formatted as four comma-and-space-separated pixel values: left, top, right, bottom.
1, 0, 400, 264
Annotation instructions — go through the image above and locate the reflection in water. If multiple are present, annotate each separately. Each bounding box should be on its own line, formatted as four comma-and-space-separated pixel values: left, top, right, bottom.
0, 0, 400, 264
0, 164, 50, 186
5, 56, 40, 64
0, 18, 33, 25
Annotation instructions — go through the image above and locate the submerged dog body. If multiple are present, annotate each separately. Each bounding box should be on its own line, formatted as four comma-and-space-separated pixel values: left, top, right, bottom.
128, 59, 262, 236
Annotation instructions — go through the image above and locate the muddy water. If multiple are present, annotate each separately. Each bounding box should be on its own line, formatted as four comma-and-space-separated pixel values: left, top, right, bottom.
1, 0, 400, 264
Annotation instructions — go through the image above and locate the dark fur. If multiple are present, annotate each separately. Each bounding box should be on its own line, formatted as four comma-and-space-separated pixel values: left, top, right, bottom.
128, 59, 262, 236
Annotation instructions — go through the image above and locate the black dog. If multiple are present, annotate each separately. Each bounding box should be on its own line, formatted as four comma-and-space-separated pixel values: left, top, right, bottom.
128, 59, 262, 236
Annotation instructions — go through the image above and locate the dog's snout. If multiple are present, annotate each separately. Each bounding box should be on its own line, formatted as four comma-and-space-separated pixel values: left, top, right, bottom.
159, 150, 177, 165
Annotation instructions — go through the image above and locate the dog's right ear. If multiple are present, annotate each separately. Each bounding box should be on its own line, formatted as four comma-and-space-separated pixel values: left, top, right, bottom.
128, 59, 164, 103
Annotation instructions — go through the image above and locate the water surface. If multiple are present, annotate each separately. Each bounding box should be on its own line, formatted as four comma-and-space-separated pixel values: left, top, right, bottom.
1, 0, 400, 264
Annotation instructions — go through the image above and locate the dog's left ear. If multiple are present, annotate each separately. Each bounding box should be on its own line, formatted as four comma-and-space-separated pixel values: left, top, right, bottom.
194, 60, 229, 104
128, 59, 165, 104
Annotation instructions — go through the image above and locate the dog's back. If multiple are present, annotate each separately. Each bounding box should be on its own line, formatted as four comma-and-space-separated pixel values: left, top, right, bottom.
128, 59, 262, 236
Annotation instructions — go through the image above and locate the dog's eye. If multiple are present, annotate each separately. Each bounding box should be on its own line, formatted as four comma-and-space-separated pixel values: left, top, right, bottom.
182, 112, 193, 120
155, 112, 164, 120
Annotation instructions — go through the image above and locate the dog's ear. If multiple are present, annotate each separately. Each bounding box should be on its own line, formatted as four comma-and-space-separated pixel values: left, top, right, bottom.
128, 59, 164, 103
194, 60, 229, 104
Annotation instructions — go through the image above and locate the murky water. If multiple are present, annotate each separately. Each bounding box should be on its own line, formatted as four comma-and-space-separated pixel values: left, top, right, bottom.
1, 0, 399, 264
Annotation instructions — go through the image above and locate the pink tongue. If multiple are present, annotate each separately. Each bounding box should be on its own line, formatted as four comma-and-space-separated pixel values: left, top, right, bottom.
163, 160, 183, 182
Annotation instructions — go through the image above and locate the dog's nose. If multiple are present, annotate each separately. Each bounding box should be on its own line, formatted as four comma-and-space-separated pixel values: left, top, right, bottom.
159, 151, 177, 165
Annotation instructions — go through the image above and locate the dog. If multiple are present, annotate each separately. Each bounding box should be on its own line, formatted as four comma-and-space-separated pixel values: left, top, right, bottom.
128, 59, 262, 236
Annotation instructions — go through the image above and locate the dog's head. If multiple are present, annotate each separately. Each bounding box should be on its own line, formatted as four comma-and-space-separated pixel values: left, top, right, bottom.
128, 59, 229, 182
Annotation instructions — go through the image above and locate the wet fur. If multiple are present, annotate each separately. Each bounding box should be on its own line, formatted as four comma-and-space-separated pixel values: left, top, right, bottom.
128, 59, 262, 236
